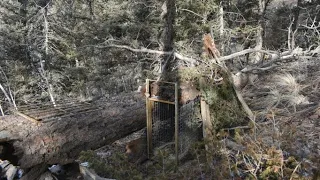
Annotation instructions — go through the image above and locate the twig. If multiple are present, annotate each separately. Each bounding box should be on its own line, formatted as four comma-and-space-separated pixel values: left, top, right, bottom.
289, 161, 302, 180
221, 125, 250, 131
0, 103, 4, 116
179, 8, 205, 19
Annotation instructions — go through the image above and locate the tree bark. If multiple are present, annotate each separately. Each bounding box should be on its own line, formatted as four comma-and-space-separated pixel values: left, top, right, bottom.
292, 0, 302, 33
288, 0, 302, 50
0, 93, 146, 171
160, 0, 175, 81
253, 0, 267, 64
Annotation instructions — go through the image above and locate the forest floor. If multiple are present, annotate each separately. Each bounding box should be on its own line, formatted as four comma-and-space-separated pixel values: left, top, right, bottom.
2, 58, 319, 179
76, 57, 320, 179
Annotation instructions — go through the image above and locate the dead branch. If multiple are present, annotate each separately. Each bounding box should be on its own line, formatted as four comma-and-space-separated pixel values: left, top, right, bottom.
94, 44, 319, 73
97, 44, 198, 65
107, 44, 283, 63
240, 65, 279, 73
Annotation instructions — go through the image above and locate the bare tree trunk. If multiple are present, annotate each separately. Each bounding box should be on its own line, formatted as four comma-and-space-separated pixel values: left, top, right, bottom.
0, 83, 13, 108
0, 66, 16, 109
87, 0, 95, 18
219, 3, 224, 55
0, 103, 4, 116
253, 0, 266, 64
18, 0, 28, 25
288, 0, 302, 50
42, 8, 56, 106
292, 0, 302, 33
159, 0, 175, 81
162, 0, 175, 52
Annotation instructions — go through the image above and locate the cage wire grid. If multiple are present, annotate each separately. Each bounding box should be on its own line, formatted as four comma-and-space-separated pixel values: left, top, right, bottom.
146, 79, 199, 162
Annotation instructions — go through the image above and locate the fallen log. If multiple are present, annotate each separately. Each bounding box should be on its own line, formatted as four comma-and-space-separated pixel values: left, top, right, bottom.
0, 92, 146, 178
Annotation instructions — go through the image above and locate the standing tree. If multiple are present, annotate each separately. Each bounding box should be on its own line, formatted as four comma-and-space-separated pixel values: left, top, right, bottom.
159, 0, 176, 81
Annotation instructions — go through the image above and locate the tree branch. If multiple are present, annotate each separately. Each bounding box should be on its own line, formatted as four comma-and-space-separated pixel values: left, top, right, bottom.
94, 44, 198, 65
218, 48, 277, 61
96, 45, 273, 64
92, 44, 319, 70
179, 8, 205, 19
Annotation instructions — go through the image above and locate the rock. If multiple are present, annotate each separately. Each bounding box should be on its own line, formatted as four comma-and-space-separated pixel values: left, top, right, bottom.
79, 165, 115, 180
0, 160, 19, 180
0, 160, 10, 169
5, 164, 17, 180
48, 164, 64, 175
38, 171, 58, 180
0, 131, 13, 142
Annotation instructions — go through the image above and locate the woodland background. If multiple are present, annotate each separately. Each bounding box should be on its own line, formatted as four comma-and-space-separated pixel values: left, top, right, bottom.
0, 0, 319, 179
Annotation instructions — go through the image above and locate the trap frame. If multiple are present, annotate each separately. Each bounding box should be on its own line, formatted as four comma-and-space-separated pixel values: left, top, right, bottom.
145, 79, 201, 165
145, 79, 179, 165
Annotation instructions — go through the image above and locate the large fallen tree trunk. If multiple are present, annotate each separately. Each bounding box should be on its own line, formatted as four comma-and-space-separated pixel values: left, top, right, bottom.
0, 93, 146, 171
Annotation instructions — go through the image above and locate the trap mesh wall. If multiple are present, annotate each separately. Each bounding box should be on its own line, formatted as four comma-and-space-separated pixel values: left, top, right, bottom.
178, 99, 200, 158
146, 79, 200, 163
151, 101, 175, 149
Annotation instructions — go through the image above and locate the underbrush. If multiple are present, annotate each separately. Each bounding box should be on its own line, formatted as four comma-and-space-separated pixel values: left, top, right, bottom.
78, 67, 320, 179
79, 118, 319, 179
79, 150, 143, 179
